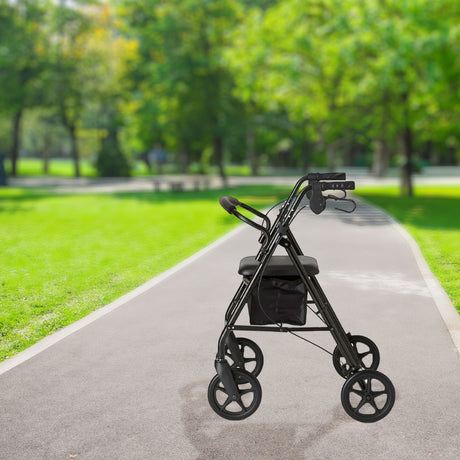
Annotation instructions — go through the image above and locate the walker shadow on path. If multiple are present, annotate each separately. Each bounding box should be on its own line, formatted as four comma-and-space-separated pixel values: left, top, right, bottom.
1, 196, 460, 459
180, 381, 347, 460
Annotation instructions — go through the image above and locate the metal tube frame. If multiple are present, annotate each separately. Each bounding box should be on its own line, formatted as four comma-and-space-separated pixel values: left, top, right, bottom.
215, 175, 361, 374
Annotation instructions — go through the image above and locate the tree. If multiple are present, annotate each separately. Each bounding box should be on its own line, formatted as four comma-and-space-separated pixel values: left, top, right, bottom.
48, 0, 100, 178
228, 0, 359, 170
228, 0, 460, 192
121, 0, 245, 183
84, 4, 139, 176
0, 0, 49, 176
342, 0, 460, 195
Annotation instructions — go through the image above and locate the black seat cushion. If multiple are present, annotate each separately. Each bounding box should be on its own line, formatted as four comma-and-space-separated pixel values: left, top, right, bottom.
238, 255, 319, 277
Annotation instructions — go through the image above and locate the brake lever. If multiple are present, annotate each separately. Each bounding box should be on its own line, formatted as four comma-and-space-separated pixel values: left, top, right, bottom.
325, 194, 357, 213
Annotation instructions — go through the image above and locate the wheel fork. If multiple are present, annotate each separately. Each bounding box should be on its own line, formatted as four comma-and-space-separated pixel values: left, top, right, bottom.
215, 359, 240, 401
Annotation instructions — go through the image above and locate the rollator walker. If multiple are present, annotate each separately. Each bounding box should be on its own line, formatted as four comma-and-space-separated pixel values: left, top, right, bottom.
208, 172, 395, 422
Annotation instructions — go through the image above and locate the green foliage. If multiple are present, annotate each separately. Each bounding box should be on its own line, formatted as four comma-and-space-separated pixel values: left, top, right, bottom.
1, 0, 460, 178
0, 0, 49, 113
120, 0, 247, 178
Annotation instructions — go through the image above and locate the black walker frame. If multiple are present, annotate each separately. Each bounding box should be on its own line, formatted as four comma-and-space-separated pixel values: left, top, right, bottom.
208, 172, 395, 422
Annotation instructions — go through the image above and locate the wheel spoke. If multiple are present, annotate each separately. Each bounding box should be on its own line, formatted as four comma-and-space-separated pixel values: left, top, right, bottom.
369, 399, 382, 414
358, 350, 372, 361
216, 384, 227, 394
354, 397, 367, 412
236, 398, 248, 411
365, 378, 372, 393
222, 396, 233, 410
351, 388, 364, 397
239, 388, 255, 396
372, 390, 387, 398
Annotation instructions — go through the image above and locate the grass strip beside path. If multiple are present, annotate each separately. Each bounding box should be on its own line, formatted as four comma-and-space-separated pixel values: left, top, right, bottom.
0, 185, 289, 362
355, 185, 460, 314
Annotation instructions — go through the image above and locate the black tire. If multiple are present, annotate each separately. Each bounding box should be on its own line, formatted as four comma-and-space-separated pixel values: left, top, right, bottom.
341, 370, 395, 423
225, 337, 264, 377
208, 368, 262, 421
333, 335, 380, 378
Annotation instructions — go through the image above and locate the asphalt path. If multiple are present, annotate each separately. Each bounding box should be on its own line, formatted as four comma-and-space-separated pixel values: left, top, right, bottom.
1, 199, 460, 459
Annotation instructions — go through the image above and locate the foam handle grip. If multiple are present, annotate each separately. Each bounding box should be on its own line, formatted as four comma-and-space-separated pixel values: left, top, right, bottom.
307, 172, 346, 181
219, 196, 240, 214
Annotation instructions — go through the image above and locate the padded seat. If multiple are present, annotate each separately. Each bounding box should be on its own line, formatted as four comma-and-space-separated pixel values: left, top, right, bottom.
238, 255, 319, 277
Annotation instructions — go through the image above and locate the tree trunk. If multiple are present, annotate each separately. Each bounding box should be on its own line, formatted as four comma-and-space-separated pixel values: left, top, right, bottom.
399, 92, 413, 197
372, 90, 391, 177
10, 110, 23, 177
371, 138, 389, 177
213, 136, 227, 187
400, 127, 413, 197
179, 147, 191, 174
69, 124, 81, 178
326, 142, 339, 170
422, 140, 433, 164
42, 132, 52, 175
247, 128, 258, 176
0, 153, 7, 186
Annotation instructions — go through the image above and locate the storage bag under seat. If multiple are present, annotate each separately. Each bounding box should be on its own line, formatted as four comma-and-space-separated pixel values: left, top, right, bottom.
247, 276, 307, 325
239, 255, 318, 326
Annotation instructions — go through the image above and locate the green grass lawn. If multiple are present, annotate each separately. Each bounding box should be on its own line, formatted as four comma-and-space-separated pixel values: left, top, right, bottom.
5, 158, 98, 177
4, 157, 294, 178
4, 157, 249, 177
0, 185, 288, 361
355, 185, 460, 314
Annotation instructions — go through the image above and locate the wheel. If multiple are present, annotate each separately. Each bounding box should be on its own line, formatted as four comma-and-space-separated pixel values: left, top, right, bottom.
341, 369, 395, 423
225, 337, 264, 377
208, 368, 262, 420
333, 335, 380, 378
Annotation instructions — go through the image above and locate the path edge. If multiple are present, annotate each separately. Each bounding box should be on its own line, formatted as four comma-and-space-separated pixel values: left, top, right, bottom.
0, 224, 245, 376
357, 197, 460, 355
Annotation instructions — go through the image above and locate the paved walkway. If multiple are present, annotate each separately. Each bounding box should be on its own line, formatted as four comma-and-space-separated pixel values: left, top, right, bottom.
1, 196, 460, 459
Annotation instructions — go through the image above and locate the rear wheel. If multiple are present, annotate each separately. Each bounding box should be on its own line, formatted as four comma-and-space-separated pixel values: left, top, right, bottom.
225, 337, 264, 377
333, 335, 380, 378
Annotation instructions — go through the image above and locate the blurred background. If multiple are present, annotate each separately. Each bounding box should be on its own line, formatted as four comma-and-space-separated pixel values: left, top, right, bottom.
1, 0, 460, 194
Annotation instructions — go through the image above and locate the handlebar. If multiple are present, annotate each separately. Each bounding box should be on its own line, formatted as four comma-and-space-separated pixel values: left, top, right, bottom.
219, 172, 356, 241
220, 195, 271, 241
303, 180, 355, 214
307, 172, 346, 181
219, 196, 240, 214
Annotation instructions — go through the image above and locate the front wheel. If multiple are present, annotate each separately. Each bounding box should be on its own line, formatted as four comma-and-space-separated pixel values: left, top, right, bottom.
208, 368, 262, 420
341, 369, 395, 423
